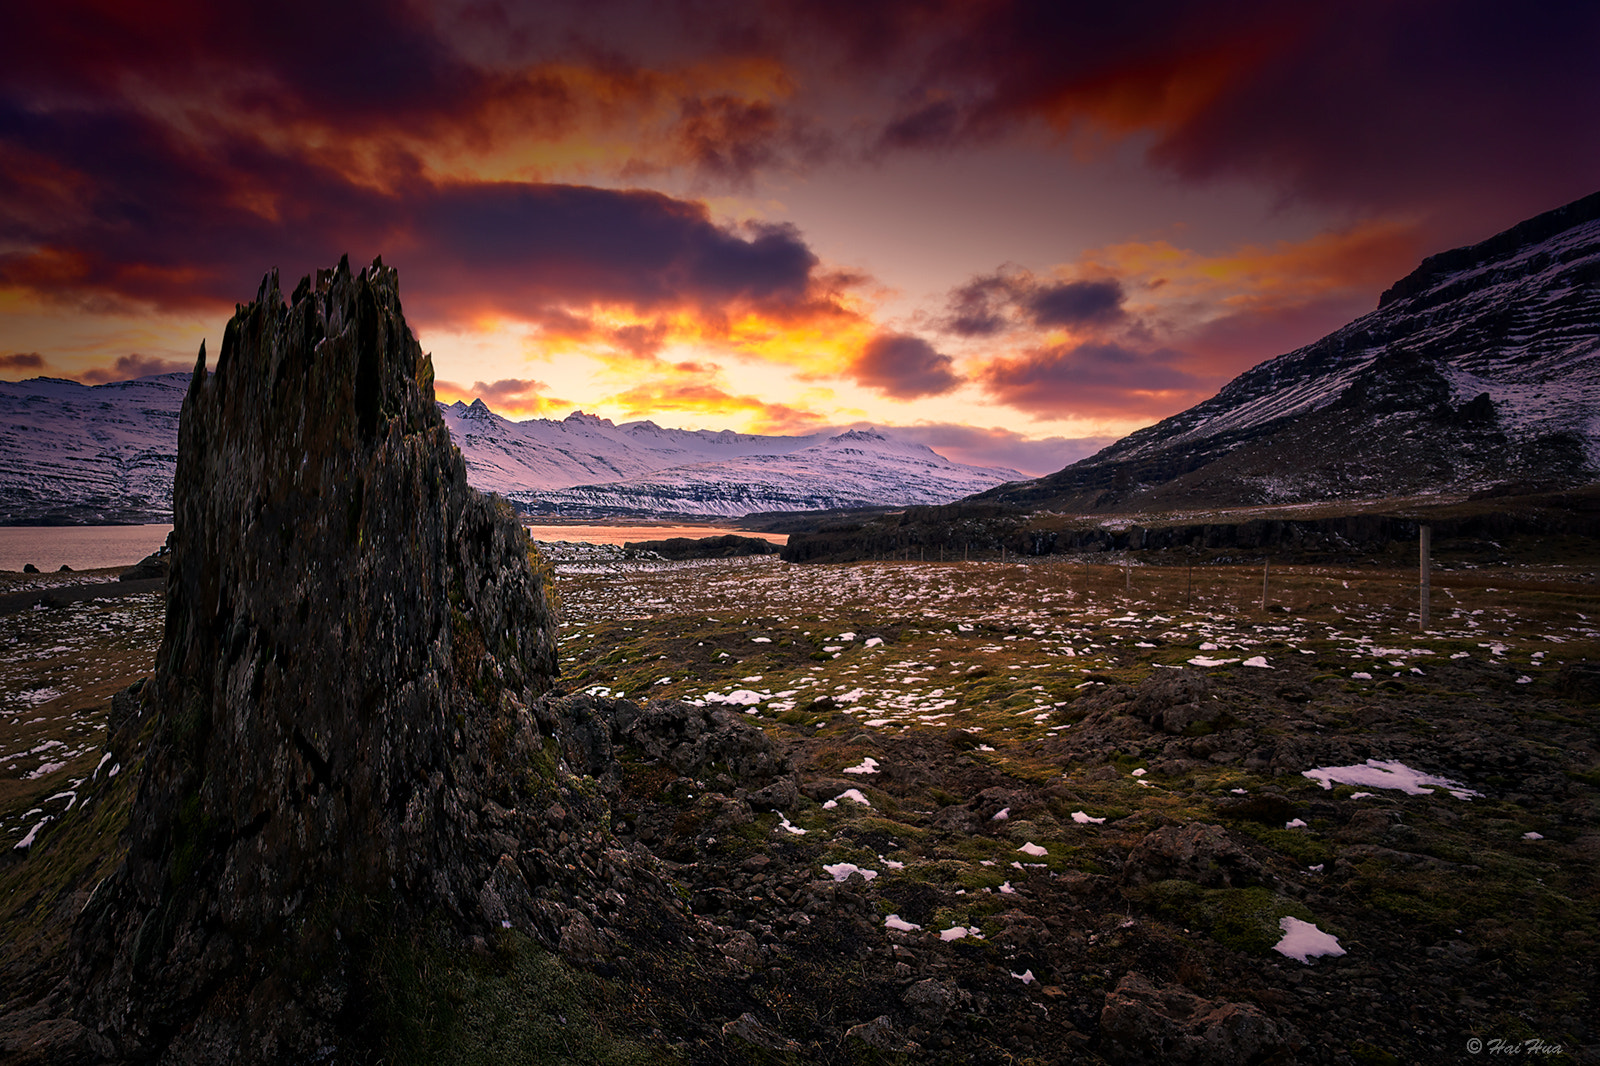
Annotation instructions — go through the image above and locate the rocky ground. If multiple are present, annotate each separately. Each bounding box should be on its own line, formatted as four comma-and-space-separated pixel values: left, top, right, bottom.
1, 551, 1597, 1063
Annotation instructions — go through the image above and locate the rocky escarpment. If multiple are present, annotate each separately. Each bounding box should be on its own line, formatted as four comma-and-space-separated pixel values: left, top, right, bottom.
64, 258, 683, 1061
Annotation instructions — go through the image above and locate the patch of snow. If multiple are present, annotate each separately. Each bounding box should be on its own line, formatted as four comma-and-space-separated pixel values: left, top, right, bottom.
884, 914, 921, 931
823, 862, 877, 882
1242, 656, 1271, 668
776, 813, 807, 835
842, 756, 879, 774
14, 817, 48, 849
1071, 812, 1105, 825
1303, 759, 1482, 799
1522, 831, 1543, 840
939, 925, 981, 942
1188, 656, 1239, 667
1273, 917, 1346, 963
1285, 818, 1308, 829
1018, 842, 1048, 856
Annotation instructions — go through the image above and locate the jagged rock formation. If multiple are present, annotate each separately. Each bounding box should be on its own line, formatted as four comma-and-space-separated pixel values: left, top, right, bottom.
975, 189, 1600, 513
67, 258, 641, 1061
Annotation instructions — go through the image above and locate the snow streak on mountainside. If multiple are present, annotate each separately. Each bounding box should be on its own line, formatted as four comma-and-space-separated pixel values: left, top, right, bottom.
0, 378, 1022, 523
0, 374, 187, 524
978, 190, 1600, 513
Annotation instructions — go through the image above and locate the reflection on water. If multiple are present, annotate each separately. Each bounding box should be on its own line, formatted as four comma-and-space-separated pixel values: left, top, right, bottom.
0, 525, 173, 573
525, 524, 785, 546
0, 521, 783, 572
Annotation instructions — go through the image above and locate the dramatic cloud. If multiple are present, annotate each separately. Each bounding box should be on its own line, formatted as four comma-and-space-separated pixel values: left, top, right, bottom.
979, 340, 1206, 421
865, 1, 1600, 239
434, 377, 565, 418
1028, 279, 1124, 327
78, 354, 192, 384
943, 269, 1125, 337
0, 353, 45, 371
6, 0, 1597, 436
851, 333, 961, 399
600, 380, 828, 434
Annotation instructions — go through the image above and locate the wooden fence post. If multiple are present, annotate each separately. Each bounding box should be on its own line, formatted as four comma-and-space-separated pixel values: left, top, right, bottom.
1419, 525, 1431, 631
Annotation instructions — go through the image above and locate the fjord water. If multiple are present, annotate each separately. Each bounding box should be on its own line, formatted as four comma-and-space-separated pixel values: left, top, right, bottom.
524, 523, 786, 546
0, 524, 173, 573
0, 522, 783, 572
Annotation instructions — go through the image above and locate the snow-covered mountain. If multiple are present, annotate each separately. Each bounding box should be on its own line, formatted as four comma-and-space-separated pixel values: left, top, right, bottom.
0, 377, 1023, 522
976, 189, 1600, 513
518, 429, 1020, 517
436, 399, 832, 492
0, 374, 187, 524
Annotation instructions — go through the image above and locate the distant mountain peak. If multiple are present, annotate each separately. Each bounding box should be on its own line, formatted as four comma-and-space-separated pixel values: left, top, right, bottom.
563, 409, 615, 428
830, 428, 888, 443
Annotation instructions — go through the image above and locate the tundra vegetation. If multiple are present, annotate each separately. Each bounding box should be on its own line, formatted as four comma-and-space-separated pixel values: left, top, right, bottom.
2, 541, 1596, 1064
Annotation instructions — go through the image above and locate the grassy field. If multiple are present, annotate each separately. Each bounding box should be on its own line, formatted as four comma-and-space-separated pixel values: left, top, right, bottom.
1, 551, 1596, 1061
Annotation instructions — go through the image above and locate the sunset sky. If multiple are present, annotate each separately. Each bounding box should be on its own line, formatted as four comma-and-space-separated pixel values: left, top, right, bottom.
3, 1, 1598, 474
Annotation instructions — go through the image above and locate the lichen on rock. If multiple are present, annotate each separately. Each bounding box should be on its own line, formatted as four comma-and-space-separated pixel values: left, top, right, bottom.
68, 257, 615, 1061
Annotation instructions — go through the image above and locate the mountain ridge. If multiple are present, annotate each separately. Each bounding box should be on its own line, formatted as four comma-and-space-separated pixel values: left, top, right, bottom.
972, 189, 1600, 514
0, 374, 1023, 524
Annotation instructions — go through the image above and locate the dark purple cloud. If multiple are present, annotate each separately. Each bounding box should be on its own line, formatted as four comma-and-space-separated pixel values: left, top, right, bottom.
941, 269, 1124, 336
861, 0, 1600, 239
852, 333, 961, 398
78, 353, 191, 384
1027, 279, 1124, 327
0, 87, 825, 328
0, 352, 44, 371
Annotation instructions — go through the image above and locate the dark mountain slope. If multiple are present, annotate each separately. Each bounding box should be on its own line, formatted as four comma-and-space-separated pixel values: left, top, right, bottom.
977, 190, 1600, 514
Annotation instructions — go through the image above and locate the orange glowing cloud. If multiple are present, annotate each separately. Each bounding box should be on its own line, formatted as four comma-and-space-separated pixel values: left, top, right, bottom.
598, 379, 831, 435
433, 377, 568, 418
958, 218, 1424, 423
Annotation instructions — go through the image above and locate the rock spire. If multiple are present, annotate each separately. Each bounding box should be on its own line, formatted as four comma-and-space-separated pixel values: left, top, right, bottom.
73, 257, 569, 1059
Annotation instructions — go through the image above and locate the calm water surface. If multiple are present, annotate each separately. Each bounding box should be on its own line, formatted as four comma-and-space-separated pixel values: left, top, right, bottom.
0, 522, 782, 572
525, 523, 785, 546
0, 524, 173, 573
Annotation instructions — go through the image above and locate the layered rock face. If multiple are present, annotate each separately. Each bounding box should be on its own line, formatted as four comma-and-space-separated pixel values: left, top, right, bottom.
72, 258, 572, 1059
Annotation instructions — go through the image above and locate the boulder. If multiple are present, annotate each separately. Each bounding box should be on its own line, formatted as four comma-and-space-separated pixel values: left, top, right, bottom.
1123, 823, 1263, 888
1099, 972, 1297, 1065
1130, 670, 1225, 734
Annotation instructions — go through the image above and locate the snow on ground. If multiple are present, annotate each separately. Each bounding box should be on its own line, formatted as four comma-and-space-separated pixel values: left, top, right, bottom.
822, 789, 871, 809
823, 862, 877, 882
1303, 759, 1483, 799
1273, 917, 1347, 963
